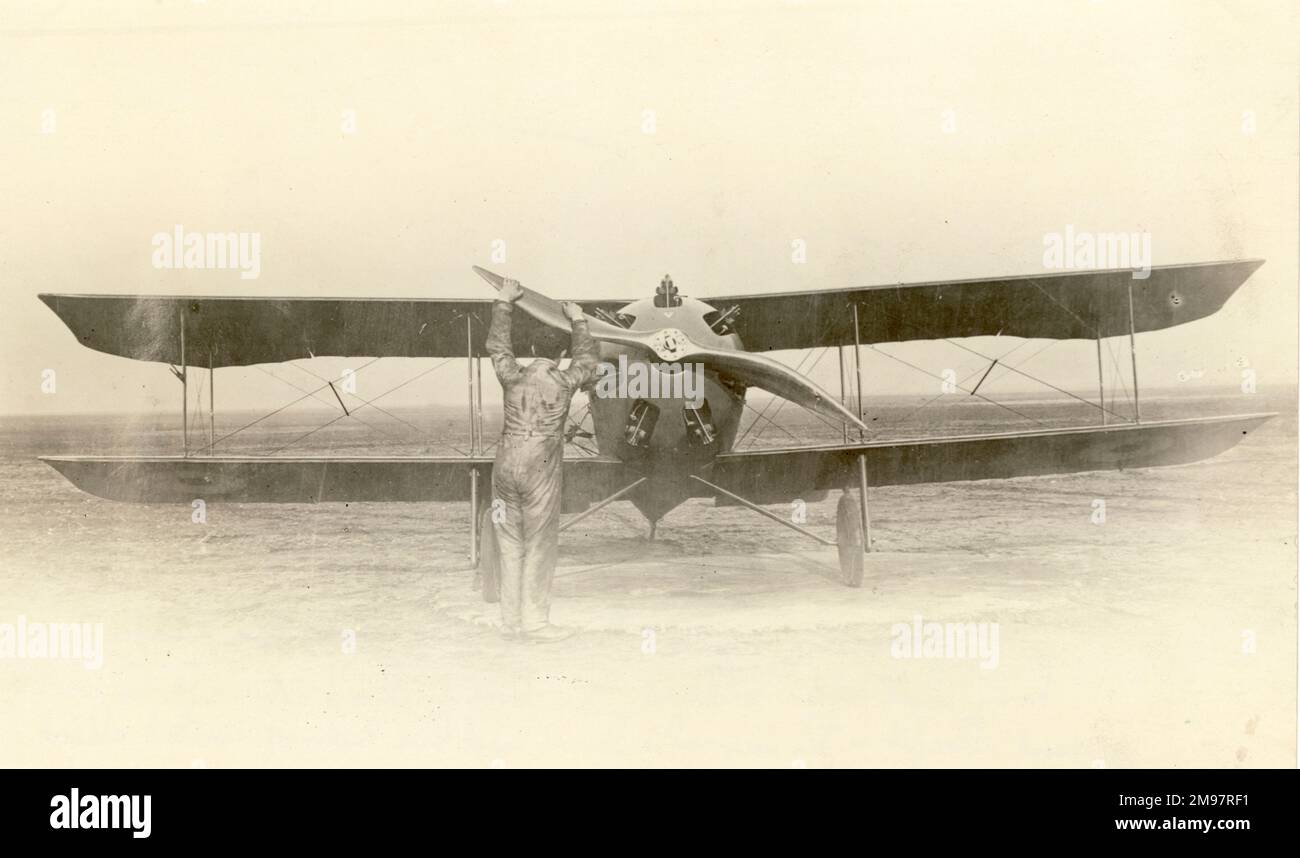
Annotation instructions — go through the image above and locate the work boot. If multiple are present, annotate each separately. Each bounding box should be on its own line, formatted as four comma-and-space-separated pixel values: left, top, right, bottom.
524, 624, 575, 643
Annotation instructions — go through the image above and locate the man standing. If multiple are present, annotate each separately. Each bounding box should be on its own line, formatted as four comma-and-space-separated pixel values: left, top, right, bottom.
486, 278, 599, 642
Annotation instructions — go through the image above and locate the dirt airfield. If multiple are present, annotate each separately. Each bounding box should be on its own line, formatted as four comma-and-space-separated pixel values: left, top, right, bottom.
2, 401, 1293, 767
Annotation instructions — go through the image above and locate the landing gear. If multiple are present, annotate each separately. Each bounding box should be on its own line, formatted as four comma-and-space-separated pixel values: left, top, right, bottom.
836, 491, 866, 588
688, 473, 867, 587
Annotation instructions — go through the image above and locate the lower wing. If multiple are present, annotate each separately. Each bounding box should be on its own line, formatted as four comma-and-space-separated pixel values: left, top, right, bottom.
39, 454, 635, 513
700, 412, 1274, 503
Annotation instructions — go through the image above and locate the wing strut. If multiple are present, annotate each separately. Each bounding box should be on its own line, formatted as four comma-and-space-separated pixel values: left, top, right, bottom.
469, 465, 481, 567
970, 359, 998, 396
1095, 339, 1106, 426
558, 477, 648, 533
851, 304, 872, 553
208, 350, 215, 454
467, 314, 479, 454
688, 473, 835, 547
467, 316, 484, 565
180, 312, 187, 457
1128, 281, 1141, 423
837, 345, 849, 443
327, 381, 350, 416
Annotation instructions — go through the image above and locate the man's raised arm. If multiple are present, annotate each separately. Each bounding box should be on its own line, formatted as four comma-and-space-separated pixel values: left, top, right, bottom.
486, 279, 524, 385
561, 302, 600, 389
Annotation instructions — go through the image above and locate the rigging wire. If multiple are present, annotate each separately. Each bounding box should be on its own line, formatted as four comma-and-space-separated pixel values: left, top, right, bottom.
253, 366, 405, 444
286, 360, 435, 439
733, 345, 825, 446
942, 338, 1131, 423
739, 347, 847, 447
864, 343, 1050, 428
1104, 336, 1134, 413
265, 357, 461, 455
734, 299, 859, 447
736, 396, 815, 446
208, 309, 480, 453
879, 337, 1043, 432
207, 356, 385, 450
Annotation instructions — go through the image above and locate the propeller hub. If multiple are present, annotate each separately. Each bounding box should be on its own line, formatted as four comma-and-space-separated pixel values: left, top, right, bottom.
648, 327, 692, 361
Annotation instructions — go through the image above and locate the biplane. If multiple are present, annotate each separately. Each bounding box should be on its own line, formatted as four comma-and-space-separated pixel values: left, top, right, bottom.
38, 258, 1273, 585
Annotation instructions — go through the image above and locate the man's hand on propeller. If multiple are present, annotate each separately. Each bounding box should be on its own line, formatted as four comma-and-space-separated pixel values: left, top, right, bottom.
498, 277, 586, 323
498, 278, 524, 303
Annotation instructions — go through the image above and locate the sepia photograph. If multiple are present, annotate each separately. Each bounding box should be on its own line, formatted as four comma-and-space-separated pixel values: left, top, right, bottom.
0, 0, 1296, 831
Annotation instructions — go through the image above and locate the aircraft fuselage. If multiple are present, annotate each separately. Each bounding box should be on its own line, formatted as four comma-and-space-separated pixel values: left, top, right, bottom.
586, 295, 747, 522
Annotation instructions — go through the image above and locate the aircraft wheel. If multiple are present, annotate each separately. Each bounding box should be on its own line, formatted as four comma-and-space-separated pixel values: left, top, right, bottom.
836, 492, 866, 588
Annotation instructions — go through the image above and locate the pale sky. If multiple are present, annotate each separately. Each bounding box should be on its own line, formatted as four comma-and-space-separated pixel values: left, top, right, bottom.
1, 0, 1296, 418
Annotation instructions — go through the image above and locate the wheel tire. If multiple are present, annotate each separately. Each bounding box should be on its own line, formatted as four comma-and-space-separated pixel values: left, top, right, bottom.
836, 492, 866, 588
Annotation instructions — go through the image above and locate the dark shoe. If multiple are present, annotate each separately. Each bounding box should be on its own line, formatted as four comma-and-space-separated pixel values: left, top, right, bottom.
524, 624, 575, 643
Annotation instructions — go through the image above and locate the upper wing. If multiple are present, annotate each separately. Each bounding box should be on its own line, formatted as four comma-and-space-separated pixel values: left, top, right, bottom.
700, 412, 1274, 503
35, 294, 614, 368
39, 259, 1263, 366
708, 259, 1265, 352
